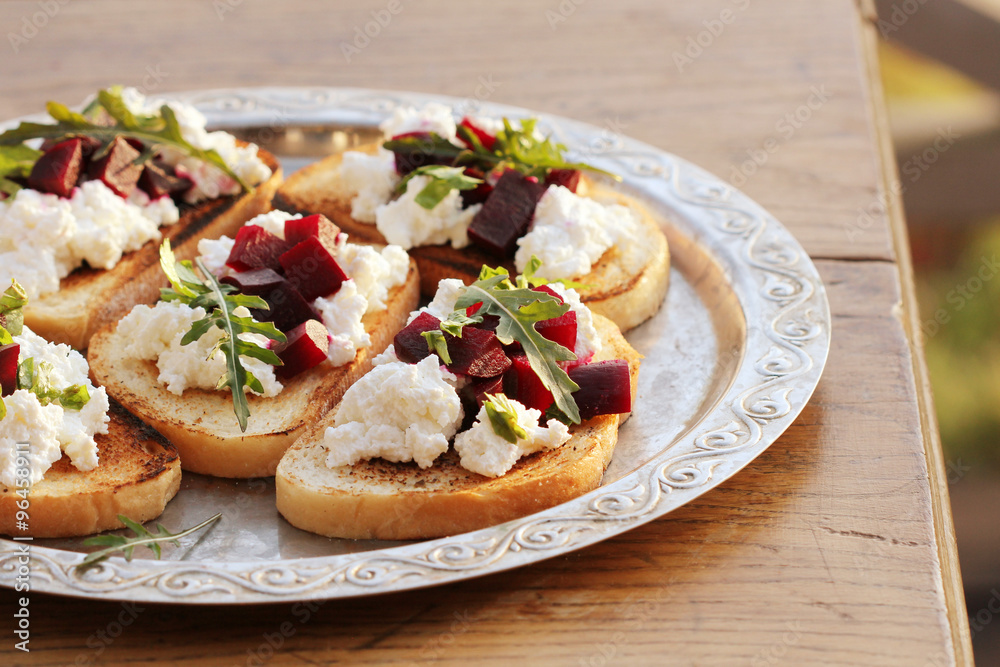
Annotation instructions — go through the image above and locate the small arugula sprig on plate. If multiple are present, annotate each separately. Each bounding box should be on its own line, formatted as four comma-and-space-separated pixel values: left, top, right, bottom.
431, 262, 582, 424
77, 513, 222, 571
0, 86, 248, 194
382, 117, 618, 191
158, 241, 286, 432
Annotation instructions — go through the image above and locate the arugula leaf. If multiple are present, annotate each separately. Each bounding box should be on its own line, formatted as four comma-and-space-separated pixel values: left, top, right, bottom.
396, 165, 483, 210
454, 269, 581, 423
0, 88, 249, 191
484, 393, 528, 444
157, 241, 286, 432
0, 145, 43, 196
77, 513, 222, 571
421, 329, 452, 365
0, 281, 27, 337
16, 358, 91, 411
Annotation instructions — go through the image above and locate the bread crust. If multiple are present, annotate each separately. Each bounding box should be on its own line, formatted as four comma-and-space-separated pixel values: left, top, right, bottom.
87, 262, 420, 478
0, 399, 181, 538
275, 314, 641, 540
272, 144, 670, 332
24, 148, 283, 350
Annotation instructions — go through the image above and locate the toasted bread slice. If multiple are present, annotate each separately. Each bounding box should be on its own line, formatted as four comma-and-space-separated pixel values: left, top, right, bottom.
24, 148, 282, 351
0, 399, 181, 538
87, 262, 420, 479
275, 313, 641, 540
272, 144, 670, 332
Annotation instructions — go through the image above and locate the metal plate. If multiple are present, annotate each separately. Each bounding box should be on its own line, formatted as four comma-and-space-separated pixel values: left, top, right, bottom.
0, 87, 831, 603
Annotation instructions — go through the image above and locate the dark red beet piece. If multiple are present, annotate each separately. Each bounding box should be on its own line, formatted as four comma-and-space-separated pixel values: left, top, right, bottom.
220, 267, 285, 296
393, 312, 442, 364
533, 284, 564, 303
445, 327, 511, 378
279, 237, 349, 301
568, 360, 632, 421
460, 167, 493, 208
466, 375, 505, 408
28, 138, 84, 197
87, 136, 143, 198
223, 269, 318, 333
387, 131, 454, 176
467, 171, 547, 257
138, 160, 192, 199
545, 168, 582, 193
503, 354, 553, 412
226, 225, 294, 273
274, 319, 330, 379
458, 117, 496, 150
284, 214, 341, 251
0, 343, 19, 397
535, 310, 577, 351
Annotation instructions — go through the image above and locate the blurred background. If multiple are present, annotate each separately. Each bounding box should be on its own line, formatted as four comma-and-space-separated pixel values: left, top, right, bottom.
875, 0, 1000, 663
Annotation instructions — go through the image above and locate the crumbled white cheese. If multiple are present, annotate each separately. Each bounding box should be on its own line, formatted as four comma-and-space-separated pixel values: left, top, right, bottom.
410, 278, 467, 323
247, 209, 297, 239
0, 327, 110, 487
0, 181, 180, 300
313, 280, 370, 366
453, 397, 571, 478
375, 176, 480, 250
379, 103, 459, 143
542, 281, 602, 360
120, 87, 272, 204
515, 185, 647, 281
115, 301, 282, 397
335, 148, 400, 223
323, 355, 464, 469
335, 240, 409, 313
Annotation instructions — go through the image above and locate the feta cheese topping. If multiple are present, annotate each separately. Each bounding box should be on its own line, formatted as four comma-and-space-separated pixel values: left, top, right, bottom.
0, 327, 110, 487
515, 186, 648, 282
453, 398, 571, 477
323, 355, 464, 469
379, 102, 459, 143
115, 301, 282, 397
374, 175, 480, 250
0, 181, 180, 300
335, 148, 400, 223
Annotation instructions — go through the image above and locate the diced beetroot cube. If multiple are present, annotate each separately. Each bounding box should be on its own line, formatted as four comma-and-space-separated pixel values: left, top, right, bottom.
87, 136, 143, 198
138, 160, 192, 199
393, 312, 442, 364
467, 375, 505, 408
544, 168, 582, 193
274, 319, 330, 379
532, 284, 564, 303
460, 167, 493, 208
466, 302, 483, 317
467, 171, 547, 257
222, 272, 318, 334
458, 118, 496, 150
387, 131, 454, 176
284, 214, 341, 251
0, 343, 19, 396
503, 354, 553, 412
568, 360, 632, 421
226, 225, 294, 273
28, 138, 84, 197
279, 237, 349, 301
535, 309, 577, 351
471, 314, 500, 334
445, 327, 511, 378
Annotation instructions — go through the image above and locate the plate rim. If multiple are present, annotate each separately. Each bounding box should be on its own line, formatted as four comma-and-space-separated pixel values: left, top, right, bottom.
0, 86, 831, 604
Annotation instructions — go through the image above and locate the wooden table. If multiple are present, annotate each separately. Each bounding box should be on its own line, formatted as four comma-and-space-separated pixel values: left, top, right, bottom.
0, 0, 973, 664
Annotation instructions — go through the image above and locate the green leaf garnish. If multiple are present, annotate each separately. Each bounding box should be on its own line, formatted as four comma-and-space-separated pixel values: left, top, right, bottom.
453, 267, 581, 424
484, 393, 528, 444
421, 329, 452, 365
0, 145, 43, 196
396, 165, 483, 210
384, 117, 618, 182
0, 87, 249, 191
0, 280, 27, 336
16, 358, 91, 411
77, 513, 222, 571
158, 240, 286, 432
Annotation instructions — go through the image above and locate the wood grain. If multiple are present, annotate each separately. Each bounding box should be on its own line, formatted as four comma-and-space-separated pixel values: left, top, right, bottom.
0, 0, 970, 664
